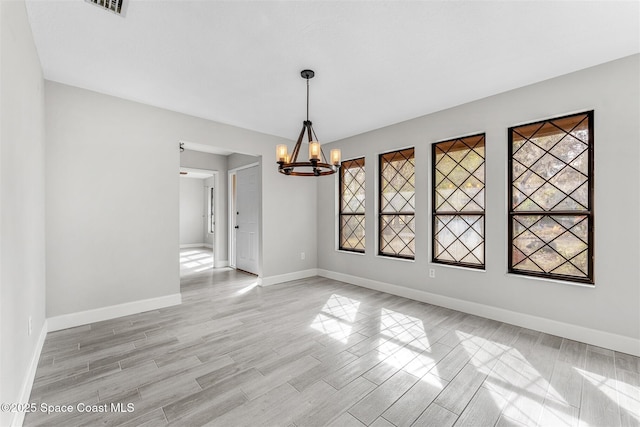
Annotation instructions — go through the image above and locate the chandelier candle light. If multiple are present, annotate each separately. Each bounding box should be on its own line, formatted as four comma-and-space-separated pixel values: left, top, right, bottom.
276, 69, 341, 176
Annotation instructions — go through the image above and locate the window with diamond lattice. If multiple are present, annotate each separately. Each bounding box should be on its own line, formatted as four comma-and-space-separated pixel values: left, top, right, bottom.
509, 111, 594, 284
339, 158, 365, 252
433, 134, 485, 268
379, 148, 415, 259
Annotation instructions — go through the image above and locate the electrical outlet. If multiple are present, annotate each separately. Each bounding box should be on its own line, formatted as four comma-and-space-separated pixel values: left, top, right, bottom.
301, 252, 306, 260
28, 316, 32, 336
429, 268, 435, 278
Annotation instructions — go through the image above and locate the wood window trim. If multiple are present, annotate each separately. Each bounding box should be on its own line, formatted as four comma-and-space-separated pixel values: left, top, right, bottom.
379, 148, 416, 259
508, 111, 594, 285
339, 157, 366, 253
432, 133, 486, 269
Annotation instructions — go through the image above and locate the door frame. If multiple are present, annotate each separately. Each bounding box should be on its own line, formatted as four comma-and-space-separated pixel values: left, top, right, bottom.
228, 162, 260, 270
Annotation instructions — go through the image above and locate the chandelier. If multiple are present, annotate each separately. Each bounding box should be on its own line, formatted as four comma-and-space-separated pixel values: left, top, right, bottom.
276, 70, 341, 176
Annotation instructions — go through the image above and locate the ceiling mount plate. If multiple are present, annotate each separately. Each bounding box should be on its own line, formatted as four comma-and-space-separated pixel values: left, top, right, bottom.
301, 69, 315, 79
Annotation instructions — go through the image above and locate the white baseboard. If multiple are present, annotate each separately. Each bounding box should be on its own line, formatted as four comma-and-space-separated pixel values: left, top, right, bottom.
47, 293, 182, 332
203, 243, 213, 249
318, 269, 640, 357
259, 269, 319, 287
180, 243, 209, 248
11, 321, 47, 427
215, 260, 229, 268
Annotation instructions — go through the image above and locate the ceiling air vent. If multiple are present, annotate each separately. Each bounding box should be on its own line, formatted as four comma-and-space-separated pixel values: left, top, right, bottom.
85, 0, 127, 16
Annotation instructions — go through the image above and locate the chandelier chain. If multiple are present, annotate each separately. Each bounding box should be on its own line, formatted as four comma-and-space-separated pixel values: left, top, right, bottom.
306, 78, 310, 122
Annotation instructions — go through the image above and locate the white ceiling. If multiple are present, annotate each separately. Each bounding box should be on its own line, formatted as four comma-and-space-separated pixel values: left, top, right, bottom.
26, 1, 639, 143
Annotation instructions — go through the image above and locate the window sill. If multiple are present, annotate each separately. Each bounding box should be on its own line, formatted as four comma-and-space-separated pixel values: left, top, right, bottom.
375, 254, 415, 263
336, 249, 366, 256
433, 263, 486, 273
506, 272, 595, 288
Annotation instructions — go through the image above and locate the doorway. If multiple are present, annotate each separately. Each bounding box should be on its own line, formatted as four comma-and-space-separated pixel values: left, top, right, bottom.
179, 167, 216, 276
229, 163, 260, 275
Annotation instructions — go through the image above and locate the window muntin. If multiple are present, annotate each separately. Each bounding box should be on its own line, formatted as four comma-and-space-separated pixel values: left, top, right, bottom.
433, 134, 485, 268
339, 158, 366, 252
508, 111, 594, 284
379, 148, 415, 259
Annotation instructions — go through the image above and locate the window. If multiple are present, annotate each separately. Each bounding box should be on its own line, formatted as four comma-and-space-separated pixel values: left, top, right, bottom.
339, 158, 366, 252
508, 111, 594, 284
433, 134, 485, 268
209, 187, 215, 234
379, 148, 415, 259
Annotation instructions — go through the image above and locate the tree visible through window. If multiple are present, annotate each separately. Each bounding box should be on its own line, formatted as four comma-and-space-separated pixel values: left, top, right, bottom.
433, 134, 485, 268
339, 158, 365, 252
509, 111, 594, 284
379, 148, 415, 259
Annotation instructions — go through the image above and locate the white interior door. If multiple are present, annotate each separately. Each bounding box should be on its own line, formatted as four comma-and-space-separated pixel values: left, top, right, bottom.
235, 166, 259, 275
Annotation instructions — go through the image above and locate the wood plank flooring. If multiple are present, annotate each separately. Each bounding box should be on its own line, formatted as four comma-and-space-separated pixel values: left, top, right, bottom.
24, 248, 640, 426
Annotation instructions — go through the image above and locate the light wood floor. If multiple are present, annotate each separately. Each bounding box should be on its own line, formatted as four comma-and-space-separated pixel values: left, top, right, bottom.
25, 249, 640, 426
179, 247, 214, 276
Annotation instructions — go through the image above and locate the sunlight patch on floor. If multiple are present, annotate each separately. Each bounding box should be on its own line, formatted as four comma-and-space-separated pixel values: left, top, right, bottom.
481, 344, 567, 425
403, 350, 443, 381
310, 294, 361, 343
180, 248, 214, 275
376, 308, 443, 385
380, 308, 430, 347
235, 281, 259, 295
577, 367, 640, 422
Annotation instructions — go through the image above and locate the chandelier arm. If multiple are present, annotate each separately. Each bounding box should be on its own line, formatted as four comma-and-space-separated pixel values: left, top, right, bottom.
305, 121, 314, 143
310, 124, 328, 163
320, 146, 330, 164
289, 123, 306, 163
310, 123, 319, 142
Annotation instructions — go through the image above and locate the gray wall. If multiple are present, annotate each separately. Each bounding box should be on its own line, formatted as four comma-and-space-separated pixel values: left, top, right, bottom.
45, 80, 318, 317
181, 149, 227, 171
228, 152, 259, 171
319, 54, 640, 344
0, 1, 47, 425
179, 177, 206, 246
45, 82, 180, 317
